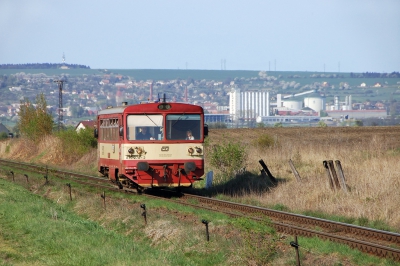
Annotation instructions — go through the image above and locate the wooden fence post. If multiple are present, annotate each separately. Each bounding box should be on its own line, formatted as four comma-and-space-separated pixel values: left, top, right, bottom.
258, 159, 276, 183
323, 161, 334, 190
288, 159, 301, 182
101, 191, 106, 210
66, 183, 72, 201
327, 160, 340, 189
335, 160, 348, 193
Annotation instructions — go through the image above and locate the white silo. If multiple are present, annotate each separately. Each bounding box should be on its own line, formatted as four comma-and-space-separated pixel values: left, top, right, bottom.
282, 100, 302, 110
304, 97, 325, 112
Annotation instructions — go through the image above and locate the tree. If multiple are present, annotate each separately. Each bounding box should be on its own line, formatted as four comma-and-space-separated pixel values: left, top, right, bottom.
17, 93, 54, 142
354, 120, 363, 127
71, 105, 84, 117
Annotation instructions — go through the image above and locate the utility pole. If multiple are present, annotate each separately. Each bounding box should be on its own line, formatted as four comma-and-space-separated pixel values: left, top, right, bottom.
54, 80, 66, 131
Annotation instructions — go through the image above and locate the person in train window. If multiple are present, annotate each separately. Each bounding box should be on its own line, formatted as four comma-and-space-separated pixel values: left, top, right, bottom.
137, 127, 154, 140
186, 130, 194, 140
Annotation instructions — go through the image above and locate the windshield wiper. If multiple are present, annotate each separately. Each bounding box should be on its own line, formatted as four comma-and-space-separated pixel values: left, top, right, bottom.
172, 113, 186, 126
144, 113, 159, 126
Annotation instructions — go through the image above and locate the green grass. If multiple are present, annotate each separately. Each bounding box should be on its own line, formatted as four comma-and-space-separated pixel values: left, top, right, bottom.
0, 179, 157, 265
0, 167, 399, 265
301, 237, 399, 266
0, 171, 235, 265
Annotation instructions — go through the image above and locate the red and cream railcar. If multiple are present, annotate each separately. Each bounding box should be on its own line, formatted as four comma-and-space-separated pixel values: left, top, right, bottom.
95, 101, 207, 190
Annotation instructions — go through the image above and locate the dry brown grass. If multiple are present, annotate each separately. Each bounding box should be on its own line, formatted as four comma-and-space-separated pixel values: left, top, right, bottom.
0, 136, 98, 174
1, 126, 399, 231
208, 126, 400, 231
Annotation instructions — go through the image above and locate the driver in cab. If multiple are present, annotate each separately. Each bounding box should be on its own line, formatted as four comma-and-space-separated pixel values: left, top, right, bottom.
137, 127, 154, 140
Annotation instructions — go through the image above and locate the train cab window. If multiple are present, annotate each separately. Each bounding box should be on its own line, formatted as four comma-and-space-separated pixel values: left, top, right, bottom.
166, 114, 201, 140
126, 115, 163, 141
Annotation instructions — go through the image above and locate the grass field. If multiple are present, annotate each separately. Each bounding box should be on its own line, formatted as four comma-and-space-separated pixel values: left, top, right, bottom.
1, 126, 400, 265
204, 126, 400, 231
1, 126, 400, 231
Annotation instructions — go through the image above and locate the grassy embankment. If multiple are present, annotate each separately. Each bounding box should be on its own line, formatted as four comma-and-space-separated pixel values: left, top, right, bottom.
1, 126, 400, 265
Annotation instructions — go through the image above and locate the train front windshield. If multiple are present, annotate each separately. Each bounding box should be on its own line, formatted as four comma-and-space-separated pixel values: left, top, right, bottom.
166, 114, 201, 140
126, 114, 201, 141
127, 115, 163, 141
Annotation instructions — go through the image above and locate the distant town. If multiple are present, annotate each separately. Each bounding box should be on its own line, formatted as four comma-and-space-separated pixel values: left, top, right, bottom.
0, 64, 400, 133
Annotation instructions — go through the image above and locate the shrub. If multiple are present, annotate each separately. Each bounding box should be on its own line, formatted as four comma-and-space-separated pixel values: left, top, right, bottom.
208, 139, 248, 182
256, 123, 265, 128
208, 122, 227, 129
56, 128, 97, 159
0, 132, 8, 140
252, 134, 275, 149
354, 120, 363, 127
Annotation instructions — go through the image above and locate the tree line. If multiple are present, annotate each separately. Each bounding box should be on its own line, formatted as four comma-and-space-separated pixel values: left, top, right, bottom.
350, 72, 400, 78
0, 63, 90, 69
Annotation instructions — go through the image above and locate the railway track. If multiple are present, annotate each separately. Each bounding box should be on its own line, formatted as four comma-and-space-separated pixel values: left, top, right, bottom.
1, 158, 399, 262
175, 194, 400, 261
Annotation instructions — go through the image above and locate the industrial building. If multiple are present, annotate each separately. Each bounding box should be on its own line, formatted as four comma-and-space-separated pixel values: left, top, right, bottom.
228, 88, 387, 125
228, 88, 270, 120
228, 88, 321, 123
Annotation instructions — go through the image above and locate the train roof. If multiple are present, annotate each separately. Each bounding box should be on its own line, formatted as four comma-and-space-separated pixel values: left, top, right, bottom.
97, 106, 127, 115
97, 102, 203, 116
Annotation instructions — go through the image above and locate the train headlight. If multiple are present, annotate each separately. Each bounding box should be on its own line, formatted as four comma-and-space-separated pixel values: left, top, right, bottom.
195, 147, 202, 154
128, 147, 135, 154
188, 147, 194, 155
136, 147, 144, 155
158, 103, 171, 110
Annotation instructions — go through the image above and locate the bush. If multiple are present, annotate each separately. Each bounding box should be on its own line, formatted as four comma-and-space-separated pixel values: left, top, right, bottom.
208, 139, 247, 183
208, 122, 227, 129
252, 134, 275, 149
0, 132, 8, 140
354, 120, 363, 127
256, 123, 266, 128
56, 128, 97, 158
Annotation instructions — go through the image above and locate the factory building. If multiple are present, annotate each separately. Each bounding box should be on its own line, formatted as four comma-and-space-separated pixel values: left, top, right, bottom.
229, 88, 324, 120
327, 95, 352, 111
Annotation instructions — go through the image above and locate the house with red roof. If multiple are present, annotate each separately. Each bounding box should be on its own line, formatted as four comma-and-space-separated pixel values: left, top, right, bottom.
75, 120, 96, 132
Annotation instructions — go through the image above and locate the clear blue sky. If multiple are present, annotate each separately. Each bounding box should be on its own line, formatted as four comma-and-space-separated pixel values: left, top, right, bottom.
1, 0, 399, 73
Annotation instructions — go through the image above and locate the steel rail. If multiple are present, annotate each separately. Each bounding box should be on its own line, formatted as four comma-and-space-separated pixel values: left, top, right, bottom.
182, 194, 400, 243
